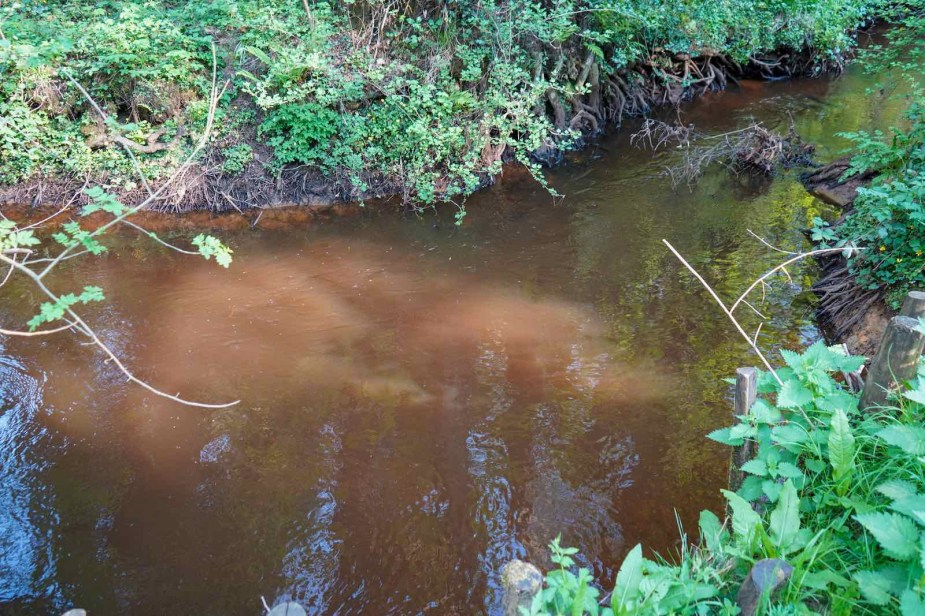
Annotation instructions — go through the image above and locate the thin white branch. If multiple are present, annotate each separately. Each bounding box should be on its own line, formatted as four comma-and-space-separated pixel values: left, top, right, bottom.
747, 229, 798, 255
730, 247, 855, 315
663, 239, 782, 384
0, 252, 238, 409
0, 322, 75, 337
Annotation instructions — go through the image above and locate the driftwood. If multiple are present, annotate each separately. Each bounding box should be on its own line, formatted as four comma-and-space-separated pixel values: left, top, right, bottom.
85, 122, 186, 154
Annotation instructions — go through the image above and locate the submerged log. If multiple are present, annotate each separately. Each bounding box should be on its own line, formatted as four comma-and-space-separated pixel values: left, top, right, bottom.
802, 156, 876, 208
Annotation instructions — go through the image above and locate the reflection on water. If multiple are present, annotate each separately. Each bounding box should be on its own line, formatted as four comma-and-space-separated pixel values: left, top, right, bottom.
0, 57, 901, 615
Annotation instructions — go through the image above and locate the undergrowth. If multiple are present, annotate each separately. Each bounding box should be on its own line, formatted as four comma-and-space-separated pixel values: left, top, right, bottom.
1, 0, 883, 211
811, 1, 925, 308
528, 340, 925, 615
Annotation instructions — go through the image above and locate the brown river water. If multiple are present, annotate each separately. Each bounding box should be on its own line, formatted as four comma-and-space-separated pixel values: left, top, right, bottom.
0, 52, 908, 615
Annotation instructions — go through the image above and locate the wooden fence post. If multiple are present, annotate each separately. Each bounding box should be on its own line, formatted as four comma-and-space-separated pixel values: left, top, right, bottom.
900, 290, 925, 320
728, 367, 758, 493
859, 316, 925, 411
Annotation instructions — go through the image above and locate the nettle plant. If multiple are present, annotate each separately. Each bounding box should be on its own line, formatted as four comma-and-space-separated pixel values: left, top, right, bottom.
0, 59, 237, 409
529, 342, 925, 615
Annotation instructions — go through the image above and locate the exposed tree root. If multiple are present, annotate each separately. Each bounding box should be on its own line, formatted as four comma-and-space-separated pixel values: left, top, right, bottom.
812, 257, 883, 342
802, 157, 889, 354
0, 43, 851, 212
630, 119, 814, 186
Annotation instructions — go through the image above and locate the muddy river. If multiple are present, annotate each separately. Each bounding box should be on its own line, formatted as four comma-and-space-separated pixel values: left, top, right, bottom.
0, 45, 906, 615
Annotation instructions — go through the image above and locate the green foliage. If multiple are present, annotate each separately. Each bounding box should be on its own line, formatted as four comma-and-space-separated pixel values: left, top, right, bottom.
220, 143, 254, 174
192, 234, 233, 268
530, 344, 925, 614
812, 5, 925, 306
1, 0, 884, 206
28, 285, 104, 331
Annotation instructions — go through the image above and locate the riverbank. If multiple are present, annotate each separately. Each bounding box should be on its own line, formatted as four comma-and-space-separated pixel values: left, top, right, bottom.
1, 0, 883, 213
803, 158, 892, 356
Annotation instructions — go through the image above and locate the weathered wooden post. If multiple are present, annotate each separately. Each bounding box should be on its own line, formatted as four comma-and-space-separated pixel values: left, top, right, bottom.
900, 290, 925, 320
728, 367, 758, 494
859, 315, 925, 411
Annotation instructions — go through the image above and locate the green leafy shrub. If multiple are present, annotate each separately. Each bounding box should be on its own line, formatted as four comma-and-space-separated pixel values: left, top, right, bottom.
812, 2, 925, 307
820, 106, 925, 307
0, 0, 885, 207
528, 342, 925, 614
220, 143, 255, 173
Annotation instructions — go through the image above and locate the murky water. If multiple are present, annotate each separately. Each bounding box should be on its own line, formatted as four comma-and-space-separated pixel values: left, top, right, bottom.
0, 45, 904, 615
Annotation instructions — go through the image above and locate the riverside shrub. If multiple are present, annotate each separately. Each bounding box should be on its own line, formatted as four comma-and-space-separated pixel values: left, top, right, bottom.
529, 342, 925, 615
1, 0, 883, 208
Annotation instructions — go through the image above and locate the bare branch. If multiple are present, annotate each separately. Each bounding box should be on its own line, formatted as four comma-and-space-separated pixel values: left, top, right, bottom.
2, 45, 238, 409
663, 239, 782, 383
0, 322, 75, 337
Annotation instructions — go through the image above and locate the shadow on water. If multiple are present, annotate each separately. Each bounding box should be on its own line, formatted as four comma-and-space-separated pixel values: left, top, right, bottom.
0, 51, 909, 615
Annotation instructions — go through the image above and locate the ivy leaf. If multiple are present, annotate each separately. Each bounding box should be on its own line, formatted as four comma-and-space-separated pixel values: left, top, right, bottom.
854, 512, 920, 561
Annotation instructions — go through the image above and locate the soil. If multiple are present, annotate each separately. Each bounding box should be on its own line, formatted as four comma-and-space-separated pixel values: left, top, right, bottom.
0, 46, 848, 214
802, 158, 892, 357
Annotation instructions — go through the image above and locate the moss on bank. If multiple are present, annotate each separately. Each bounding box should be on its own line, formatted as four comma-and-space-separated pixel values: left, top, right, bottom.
0, 0, 884, 211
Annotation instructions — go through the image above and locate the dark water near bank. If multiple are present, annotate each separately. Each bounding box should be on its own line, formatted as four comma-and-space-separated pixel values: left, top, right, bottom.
0, 52, 906, 615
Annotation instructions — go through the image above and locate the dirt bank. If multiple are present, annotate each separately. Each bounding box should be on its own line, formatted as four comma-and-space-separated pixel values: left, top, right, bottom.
0, 47, 853, 215
803, 157, 891, 356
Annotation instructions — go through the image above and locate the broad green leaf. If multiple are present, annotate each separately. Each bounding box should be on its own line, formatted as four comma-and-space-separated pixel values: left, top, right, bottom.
778, 379, 813, 409
706, 426, 742, 446
740, 459, 768, 477
903, 386, 925, 406
855, 512, 920, 560
878, 480, 920, 501
829, 409, 856, 489
900, 589, 925, 616
853, 570, 894, 605
698, 510, 725, 554
776, 462, 804, 479
192, 234, 233, 268
769, 480, 800, 552
876, 425, 925, 456
82, 186, 127, 216
772, 423, 809, 450
722, 490, 761, 548
612, 544, 643, 615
